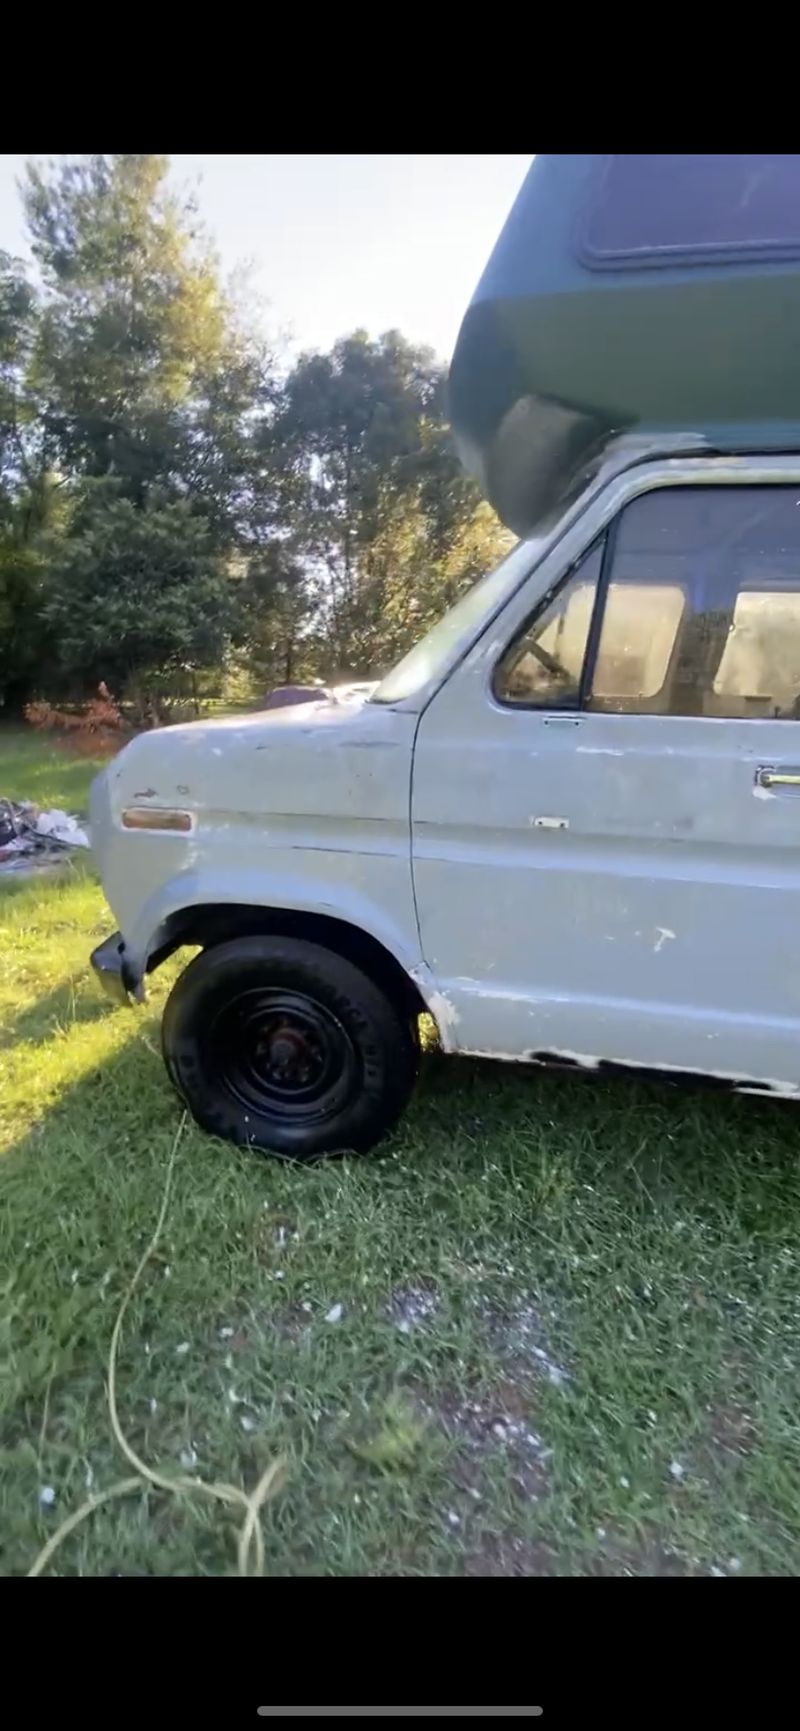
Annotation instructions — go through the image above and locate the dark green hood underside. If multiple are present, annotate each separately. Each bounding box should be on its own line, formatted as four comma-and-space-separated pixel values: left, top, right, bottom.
450, 155, 800, 537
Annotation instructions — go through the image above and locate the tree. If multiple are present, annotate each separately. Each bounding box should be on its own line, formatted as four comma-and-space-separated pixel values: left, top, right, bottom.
19, 155, 279, 703
1, 248, 38, 494
269, 330, 511, 680
0, 248, 55, 709
235, 541, 315, 692
25, 157, 229, 497
3, 159, 511, 716
361, 495, 513, 673
40, 485, 232, 718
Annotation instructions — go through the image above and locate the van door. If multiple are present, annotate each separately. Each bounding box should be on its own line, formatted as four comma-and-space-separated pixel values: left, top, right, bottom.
412, 480, 800, 1094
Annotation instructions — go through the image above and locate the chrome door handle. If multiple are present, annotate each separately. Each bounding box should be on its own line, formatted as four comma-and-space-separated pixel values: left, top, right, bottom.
756, 766, 800, 788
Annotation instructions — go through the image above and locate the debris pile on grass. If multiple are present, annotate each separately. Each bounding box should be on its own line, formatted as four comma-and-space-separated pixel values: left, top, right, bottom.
0, 797, 89, 874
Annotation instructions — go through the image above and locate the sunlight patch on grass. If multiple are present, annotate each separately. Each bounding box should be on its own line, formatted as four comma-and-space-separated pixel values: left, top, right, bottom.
0, 724, 106, 811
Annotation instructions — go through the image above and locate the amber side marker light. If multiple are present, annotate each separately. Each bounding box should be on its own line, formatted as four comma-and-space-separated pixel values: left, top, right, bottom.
121, 807, 193, 833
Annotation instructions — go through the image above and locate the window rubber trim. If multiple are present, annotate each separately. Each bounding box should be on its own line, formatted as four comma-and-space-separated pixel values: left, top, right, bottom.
578, 514, 618, 710
577, 155, 800, 274
491, 535, 607, 713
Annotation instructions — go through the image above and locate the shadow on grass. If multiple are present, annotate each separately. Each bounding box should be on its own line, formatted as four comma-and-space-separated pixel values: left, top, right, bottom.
0, 858, 84, 900
0, 977, 116, 1049
5, 1003, 800, 1237
414, 1043, 800, 1226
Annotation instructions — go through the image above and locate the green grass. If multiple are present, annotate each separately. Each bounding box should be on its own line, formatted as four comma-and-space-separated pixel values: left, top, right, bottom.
0, 723, 104, 811
2, 724, 800, 1575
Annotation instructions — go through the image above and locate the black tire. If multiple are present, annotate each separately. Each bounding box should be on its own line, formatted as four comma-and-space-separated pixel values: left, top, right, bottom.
161, 934, 419, 1160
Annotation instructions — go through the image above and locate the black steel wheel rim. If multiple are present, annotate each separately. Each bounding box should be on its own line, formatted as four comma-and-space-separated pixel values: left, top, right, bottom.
207, 986, 358, 1125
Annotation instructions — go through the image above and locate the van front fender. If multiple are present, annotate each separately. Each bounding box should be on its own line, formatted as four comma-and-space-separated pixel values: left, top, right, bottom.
109, 863, 444, 1019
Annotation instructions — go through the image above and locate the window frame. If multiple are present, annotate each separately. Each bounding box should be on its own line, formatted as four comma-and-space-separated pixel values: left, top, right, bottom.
490, 478, 800, 725
578, 154, 800, 273
492, 535, 608, 712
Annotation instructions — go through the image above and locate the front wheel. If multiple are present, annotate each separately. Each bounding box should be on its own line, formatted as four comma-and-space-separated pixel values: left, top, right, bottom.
161, 935, 419, 1160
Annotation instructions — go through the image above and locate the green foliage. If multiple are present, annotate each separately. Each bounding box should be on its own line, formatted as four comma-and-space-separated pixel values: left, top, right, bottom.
25, 156, 228, 494
0, 538, 43, 706
270, 330, 511, 679
0, 249, 48, 706
2, 155, 278, 707
349, 1394, 427, 1472
235, 541, 316, 690
1, 158, 511, 712
40, 486, 232, 712
0, 248, 38, 495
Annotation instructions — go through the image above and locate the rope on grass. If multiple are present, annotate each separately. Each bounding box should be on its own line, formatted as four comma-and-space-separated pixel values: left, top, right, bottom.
28, 1114, 287, 1577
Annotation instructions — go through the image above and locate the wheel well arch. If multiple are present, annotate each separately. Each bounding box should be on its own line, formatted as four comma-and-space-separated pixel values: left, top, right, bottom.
149, 901, 428, 1023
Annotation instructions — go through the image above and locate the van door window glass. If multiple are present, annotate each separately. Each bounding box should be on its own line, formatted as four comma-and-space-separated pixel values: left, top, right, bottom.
588, 485, 800, 719
592, 583, 685, 703
494, 542, 603, 707
712, 590, 800, 716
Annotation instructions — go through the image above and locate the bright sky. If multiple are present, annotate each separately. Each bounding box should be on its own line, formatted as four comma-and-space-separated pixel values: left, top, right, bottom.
0, 153, 532, 362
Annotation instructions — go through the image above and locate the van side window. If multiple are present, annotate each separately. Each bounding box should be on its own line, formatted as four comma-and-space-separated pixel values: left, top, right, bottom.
494, 542, 603, 708
588, 485, 800, 720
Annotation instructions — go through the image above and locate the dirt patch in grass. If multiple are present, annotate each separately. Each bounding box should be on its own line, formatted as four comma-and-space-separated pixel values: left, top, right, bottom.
461, 1531, 558, 1577
582, 1528, 690, 1578
269, 1303, 314, 1344
388, 1280, 439, 1334
404, 1374, 553, 1571
480, 1297, 570, 1390
254, 1210, 300, 1263
707, 1401, 758, 1463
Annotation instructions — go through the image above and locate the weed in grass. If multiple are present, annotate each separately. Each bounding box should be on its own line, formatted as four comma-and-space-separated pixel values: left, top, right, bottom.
348, 1393, 427, 1472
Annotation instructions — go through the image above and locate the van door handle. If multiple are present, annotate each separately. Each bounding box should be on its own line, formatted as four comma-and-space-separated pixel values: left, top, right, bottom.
756, 766, 800, 789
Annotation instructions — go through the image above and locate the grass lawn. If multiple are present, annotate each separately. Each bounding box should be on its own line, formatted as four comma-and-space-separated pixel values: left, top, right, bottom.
0, 722, 104, 813
2, 724, 800, 1576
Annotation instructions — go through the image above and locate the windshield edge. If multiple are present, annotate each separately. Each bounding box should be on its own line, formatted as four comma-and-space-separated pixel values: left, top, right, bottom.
370, 537, 541, 706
